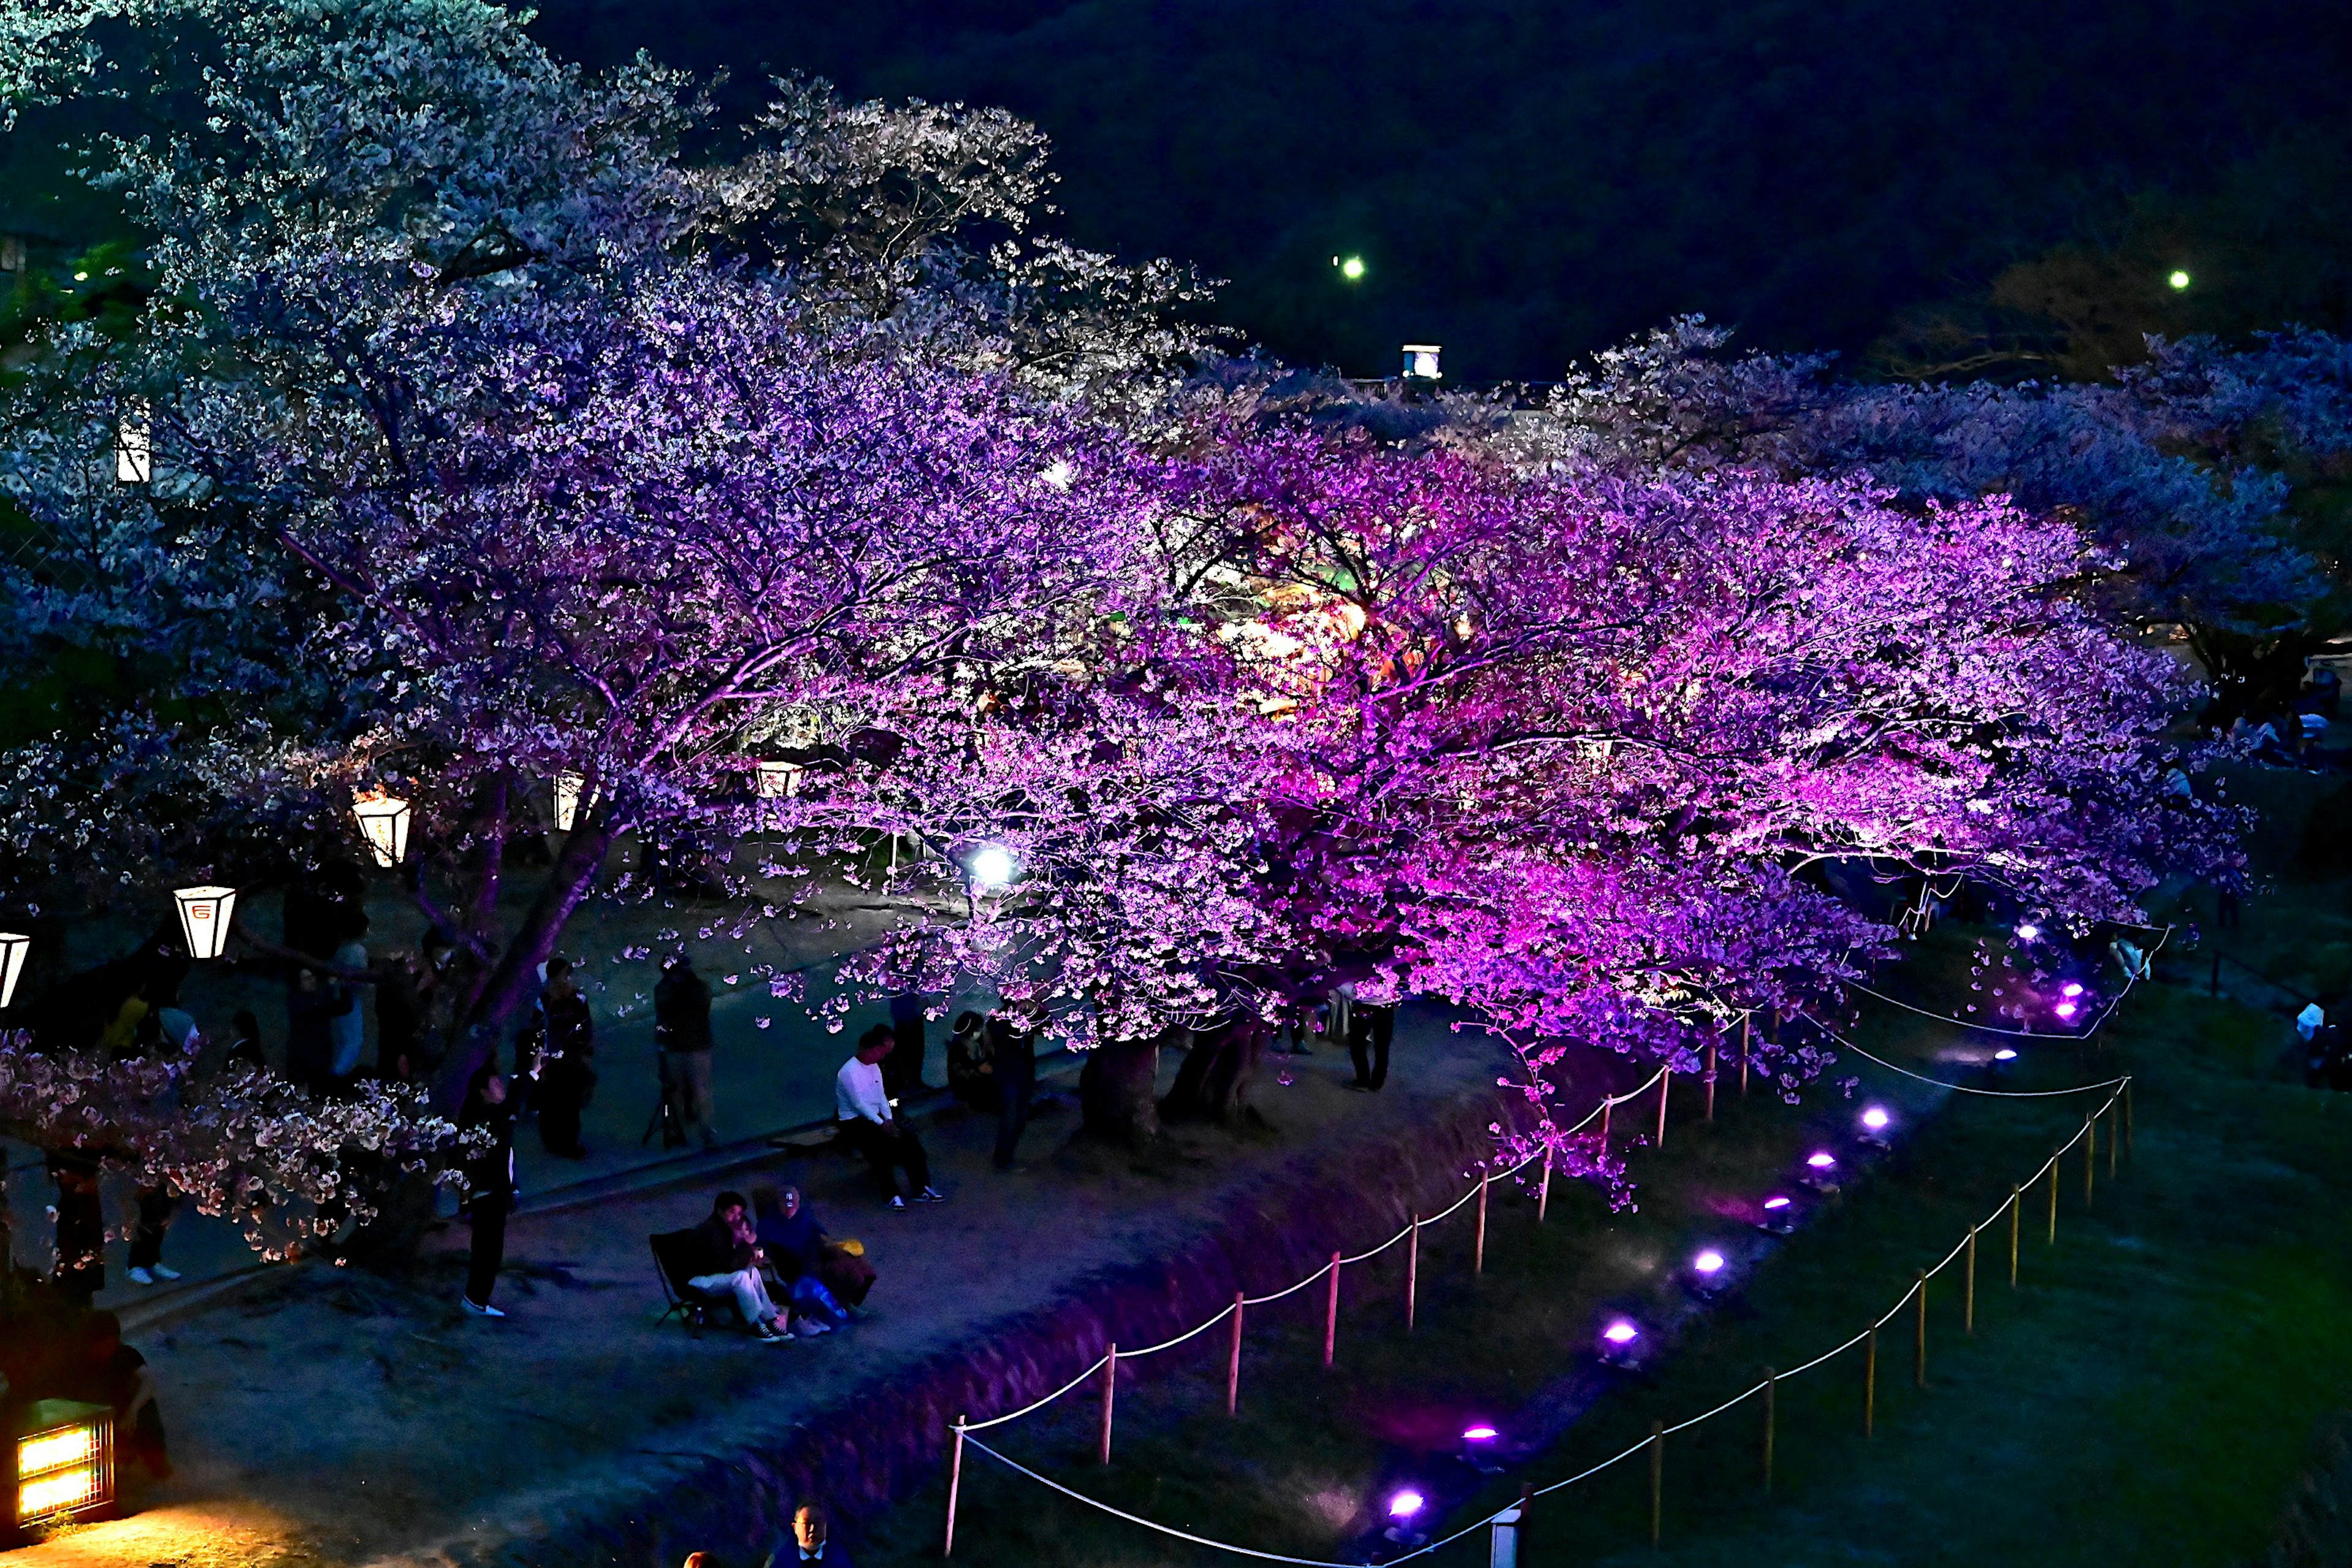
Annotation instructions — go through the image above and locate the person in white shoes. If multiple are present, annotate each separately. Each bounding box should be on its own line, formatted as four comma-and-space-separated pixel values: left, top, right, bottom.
835, 1027, 944, 1212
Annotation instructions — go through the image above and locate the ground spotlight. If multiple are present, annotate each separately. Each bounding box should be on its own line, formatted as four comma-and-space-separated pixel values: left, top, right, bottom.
1800, 1151, 1840, 1193
1599, 1317, 1644, 1367
1758, 1194, 1796, 1234
1382, 1488, 1428, 1545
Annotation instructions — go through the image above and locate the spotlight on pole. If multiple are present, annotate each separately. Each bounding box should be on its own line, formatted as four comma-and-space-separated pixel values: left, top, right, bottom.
172, 885, 237, 961
967, 844, 1017, 891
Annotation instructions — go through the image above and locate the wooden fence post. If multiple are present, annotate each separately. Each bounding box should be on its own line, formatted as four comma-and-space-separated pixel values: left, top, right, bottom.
1600, 1095, 1613, 1151
2108, 1102, 2119, 1181
1227, 1293, 1244, 1415
1406, 1219, 1420, 1330
1964, 1225, 1977, 1336
2046, 1158, 2059, 1245
1098, 1346, 1117, 1464
2124, 1080, 2134, 1157
943, 1417, 967, 1558
1648, 1420, 1664, 1549
1538, 1150, 1553, 1224
2008, 1185, 2021, 1287
1913, 1270, 1928, 1389
1475, 1173, 1490, 1275
1322, 1253, 1341, 1368
1705, 1043, 1717, 1123
1761, 1367, 1776, 1491
1740, 1015, 1751, 1098
1655, 1068, 1671, 1148
1864, 1326, 1877, 1437
2083, 1117, 2095, 1207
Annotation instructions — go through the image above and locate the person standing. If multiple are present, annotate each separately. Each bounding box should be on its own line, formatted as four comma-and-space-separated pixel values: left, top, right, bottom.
1347, 998, 1396, 1092
47, 1147, 106, 1305
459, 1066, 517, 1317
530, 957, 595, 1158
286, 967, 341, 1094
836, 1026, 944, 1211
655, 954, 717, 1147
886, 991, 929, 1101
328, 933, 370, 1090
989, 1009, 1036, 1170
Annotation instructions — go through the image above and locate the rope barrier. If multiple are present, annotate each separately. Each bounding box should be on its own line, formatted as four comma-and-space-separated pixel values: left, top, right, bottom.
1847, 924, 2173, 1040
1121, 1304, 1238, 1360
959, 1355, 1112, 1433
1241, 1262, 1335, 1309
1831, 1033, 2132, 1098
959, 1074, 2132, 1561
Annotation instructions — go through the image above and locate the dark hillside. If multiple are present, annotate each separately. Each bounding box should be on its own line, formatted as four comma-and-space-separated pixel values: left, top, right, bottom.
528, 0, 2352, 380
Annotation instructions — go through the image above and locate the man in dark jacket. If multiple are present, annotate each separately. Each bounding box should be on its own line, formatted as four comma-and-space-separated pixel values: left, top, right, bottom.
655, 955, 716, 1147
684, 1190, 791, 1341
527, 957, 595, 1157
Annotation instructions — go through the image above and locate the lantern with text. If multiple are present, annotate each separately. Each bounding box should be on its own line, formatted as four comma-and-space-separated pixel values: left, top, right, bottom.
351, 790, 412, 869
0, 931, 28, 1010
172, 885, 237, 961
1401, 344, 1442, 381
553, 772, 586, 832
755, 760, 806, 799
12, 1401, 113, 1532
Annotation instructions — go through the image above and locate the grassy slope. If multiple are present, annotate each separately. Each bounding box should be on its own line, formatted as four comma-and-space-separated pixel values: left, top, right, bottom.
861, 767, 2352, 1567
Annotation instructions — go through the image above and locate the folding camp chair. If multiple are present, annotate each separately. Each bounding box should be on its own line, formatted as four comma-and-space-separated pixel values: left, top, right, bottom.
650, 1229, 741, 1339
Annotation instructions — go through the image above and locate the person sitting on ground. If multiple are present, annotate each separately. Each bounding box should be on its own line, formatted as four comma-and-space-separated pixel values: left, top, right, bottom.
685, 1190, 793, 1343
777, 1502, 852, 1566
751, 1184, 853, 1333
836, 1026, 946, 1212
56, 1310, 170, 1480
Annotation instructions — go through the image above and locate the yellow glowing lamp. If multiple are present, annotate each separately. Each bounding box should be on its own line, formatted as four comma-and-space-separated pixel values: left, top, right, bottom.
1337, 255, 1366, 281
754, 760, 806, 799
2168, 270, 2192, 291
553, 771, 586, 832
172, 885, 237, 962
351, 789, 412, 869
0, 930, 28, 1010
13, 1400, 113, 1529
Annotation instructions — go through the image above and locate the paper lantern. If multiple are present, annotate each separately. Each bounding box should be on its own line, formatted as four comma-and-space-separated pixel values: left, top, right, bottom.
754, 760, 805, 799
0, 931, 27, 1010
1401, 344, 1442, 381
172, 885, 237, 961
115, 405, 151, 485
351, 790, 411, 869
553, 772, 586, 832
13, 1400, 113, 1529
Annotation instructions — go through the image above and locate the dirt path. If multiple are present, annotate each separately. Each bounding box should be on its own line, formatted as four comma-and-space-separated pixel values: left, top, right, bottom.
6, 1012, 1513, 1568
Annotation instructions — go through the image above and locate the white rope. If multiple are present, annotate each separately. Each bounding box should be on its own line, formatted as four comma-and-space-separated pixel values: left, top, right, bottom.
1242, 1262, 1333, 1308
1831, 1032, 2131, 1098
1121, 1303, 1238, 1360
963, 1438, 1444, 1566
1338, 1223, 1417, 1267
963, 1072, 2135, 1558
959, 1355, 1111, 1432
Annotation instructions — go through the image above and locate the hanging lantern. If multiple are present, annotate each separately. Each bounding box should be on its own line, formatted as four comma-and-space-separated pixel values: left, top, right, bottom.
755, 760, 806, 799
12, 1400, 114, 1529
552, 771, 586, 832
0, 930, 28, 1010
350, 789, 411, 869
172, 885, 238, 962
1401, 344, 1442, 381
115, 403, 152, 485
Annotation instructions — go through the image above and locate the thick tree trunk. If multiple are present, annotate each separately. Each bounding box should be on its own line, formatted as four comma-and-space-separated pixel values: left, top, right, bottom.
1080, 1030, 1165, 1145
1160, 1015, 1268, 1124
433, 821, 614, 1114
